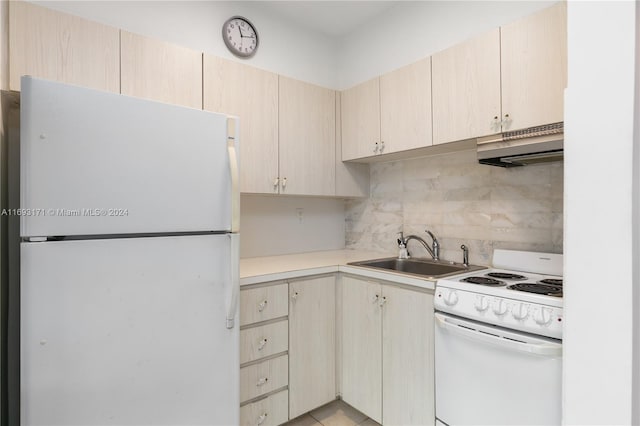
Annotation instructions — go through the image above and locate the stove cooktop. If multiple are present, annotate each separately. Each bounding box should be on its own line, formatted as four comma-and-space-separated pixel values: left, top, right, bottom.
438, 267, 564, 307
435, 250, 564, 339
458, 271, 563, 297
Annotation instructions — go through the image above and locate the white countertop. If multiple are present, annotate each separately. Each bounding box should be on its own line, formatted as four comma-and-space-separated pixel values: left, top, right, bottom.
240, 249, 440, 290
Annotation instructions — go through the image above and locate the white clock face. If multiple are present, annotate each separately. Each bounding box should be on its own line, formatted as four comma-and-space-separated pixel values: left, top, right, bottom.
223, 16, 258, 58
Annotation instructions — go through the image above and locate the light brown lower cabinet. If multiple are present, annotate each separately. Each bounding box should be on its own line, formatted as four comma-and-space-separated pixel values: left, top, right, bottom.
288, 276, 336, 418
340, 275, 435, 426
240, 273, 435, 426
240, 390, 289, 426
240, 355, 289, 403
240, 282, 290, 425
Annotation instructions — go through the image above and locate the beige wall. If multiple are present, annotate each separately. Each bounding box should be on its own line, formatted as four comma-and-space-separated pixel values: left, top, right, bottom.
345, 149, 563, 265
240, 194, 346, 258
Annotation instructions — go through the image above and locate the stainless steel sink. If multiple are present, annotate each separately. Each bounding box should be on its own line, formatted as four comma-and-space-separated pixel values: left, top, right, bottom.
348, 257, 485, 279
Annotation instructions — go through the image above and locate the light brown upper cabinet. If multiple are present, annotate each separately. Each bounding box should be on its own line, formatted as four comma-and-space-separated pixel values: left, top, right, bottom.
335, 93, 369, 198
432, 2, 566, 145
342, 58, 433, 161
203, 56, 279, 194
380, 57, 433, 153
341, 78, 381, 161
432, 29, 502, 145
9, 1, 120, 93
120, 31, 202, 109
500, 1, 567, 131
279, 77, 336, 196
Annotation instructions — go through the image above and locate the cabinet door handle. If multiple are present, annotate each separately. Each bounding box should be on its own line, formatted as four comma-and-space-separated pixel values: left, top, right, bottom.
373, 142, 379, 153
273, 178, 279, 190
291, 291, 299, 301
281, 177, 287, 189
379, 141, 385, 153
257, 377, 269, 386
491, 116, 500, 132
379, 296, 387, 307
371, 294, 380, 303
501, 113, 512, 129
257, 413, 268, 425
257, 338, 268, 351
258, 300, 268, 312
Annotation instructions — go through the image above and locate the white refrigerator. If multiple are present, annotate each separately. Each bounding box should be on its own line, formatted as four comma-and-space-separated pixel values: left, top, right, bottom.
18, 77, 240, 425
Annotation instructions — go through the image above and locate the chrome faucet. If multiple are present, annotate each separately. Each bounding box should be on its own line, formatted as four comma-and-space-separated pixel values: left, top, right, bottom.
400, 229, 440, 261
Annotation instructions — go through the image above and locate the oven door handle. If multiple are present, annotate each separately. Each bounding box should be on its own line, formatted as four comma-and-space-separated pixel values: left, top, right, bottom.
435, 313, 562, 357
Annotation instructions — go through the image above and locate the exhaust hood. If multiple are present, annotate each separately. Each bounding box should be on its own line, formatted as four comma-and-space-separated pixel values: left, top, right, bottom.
477, 122, 563, 167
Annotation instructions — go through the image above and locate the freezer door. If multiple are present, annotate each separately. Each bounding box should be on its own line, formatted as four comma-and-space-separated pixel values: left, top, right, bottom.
20, 77, 238, 237
21, 235, 239, 425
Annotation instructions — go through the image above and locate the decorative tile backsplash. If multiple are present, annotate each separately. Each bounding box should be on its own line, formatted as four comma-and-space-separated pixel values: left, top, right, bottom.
345, 149, 563, 265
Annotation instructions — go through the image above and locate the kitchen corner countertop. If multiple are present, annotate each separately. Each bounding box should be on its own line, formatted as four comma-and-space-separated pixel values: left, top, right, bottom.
240, 249, 439, 290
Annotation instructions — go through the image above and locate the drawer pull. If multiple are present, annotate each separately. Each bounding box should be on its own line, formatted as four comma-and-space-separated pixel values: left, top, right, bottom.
257, 413, 268, 425
258, 300, 268, 312
257, 338, 268, 351
257, 377, 269, 386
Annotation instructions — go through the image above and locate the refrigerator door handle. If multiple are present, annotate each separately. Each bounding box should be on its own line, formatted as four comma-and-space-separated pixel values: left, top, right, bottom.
227, 118, 240, 234
226, 233, 240, 329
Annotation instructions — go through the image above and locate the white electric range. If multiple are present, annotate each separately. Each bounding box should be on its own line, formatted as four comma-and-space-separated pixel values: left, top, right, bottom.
434, 249, 563, 426
434, 249, 563, 339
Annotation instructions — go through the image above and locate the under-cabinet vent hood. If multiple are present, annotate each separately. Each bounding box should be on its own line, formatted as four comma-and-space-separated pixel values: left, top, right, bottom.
477, 122, 563, 167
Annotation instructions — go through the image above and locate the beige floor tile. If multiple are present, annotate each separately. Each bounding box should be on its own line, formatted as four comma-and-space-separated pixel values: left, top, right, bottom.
283, 413, 322, 426
358, 418, 381, 426
310, 400, 368, 426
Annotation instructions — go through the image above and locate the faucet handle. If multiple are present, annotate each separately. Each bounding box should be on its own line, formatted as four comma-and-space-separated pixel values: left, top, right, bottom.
425, 229, 440, 260
461, 244, 469, 267
425, 229, 438, 244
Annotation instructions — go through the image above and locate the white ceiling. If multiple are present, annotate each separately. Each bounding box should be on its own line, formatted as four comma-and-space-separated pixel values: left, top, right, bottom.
259, 1, 398, 37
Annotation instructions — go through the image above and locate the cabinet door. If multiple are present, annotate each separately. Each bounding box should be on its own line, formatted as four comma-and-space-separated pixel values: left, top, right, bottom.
120, 31, 202, 109
500, 2, 567, 131
432, 29, 501, 144
341, 78, 381, 160
279, 77, 336, 196
335, 92, 369, 198
289, 276, 336, 418
203, 56, 278, 194
9, 1, 120, 93
341, 276, 382, 423
382, 286, 435, 426
380, 57, 433, 153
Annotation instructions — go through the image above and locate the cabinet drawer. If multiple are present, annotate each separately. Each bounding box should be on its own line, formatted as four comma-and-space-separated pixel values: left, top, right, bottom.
241, 283, 288, 326
240, 389, 289, 426
240, 355, 289, 403
241, 320, 288, 364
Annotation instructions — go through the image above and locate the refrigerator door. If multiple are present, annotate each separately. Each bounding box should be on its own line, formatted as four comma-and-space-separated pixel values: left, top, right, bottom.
21, 234, 239, 425
20, 77, 238, 238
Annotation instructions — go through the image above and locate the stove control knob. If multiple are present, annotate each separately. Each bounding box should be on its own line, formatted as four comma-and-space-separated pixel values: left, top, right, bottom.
534, 308, 552, 325
443, 290, 459, 306
512, 303, 530, 320
492, 298, 507, 316
474, 295, 489, 312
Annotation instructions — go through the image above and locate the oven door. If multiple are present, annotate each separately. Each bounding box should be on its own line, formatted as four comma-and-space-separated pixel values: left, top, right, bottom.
435, 312, 562, 425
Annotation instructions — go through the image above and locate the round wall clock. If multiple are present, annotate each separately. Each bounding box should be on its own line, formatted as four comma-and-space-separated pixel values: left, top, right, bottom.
222, 16, 259, 58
